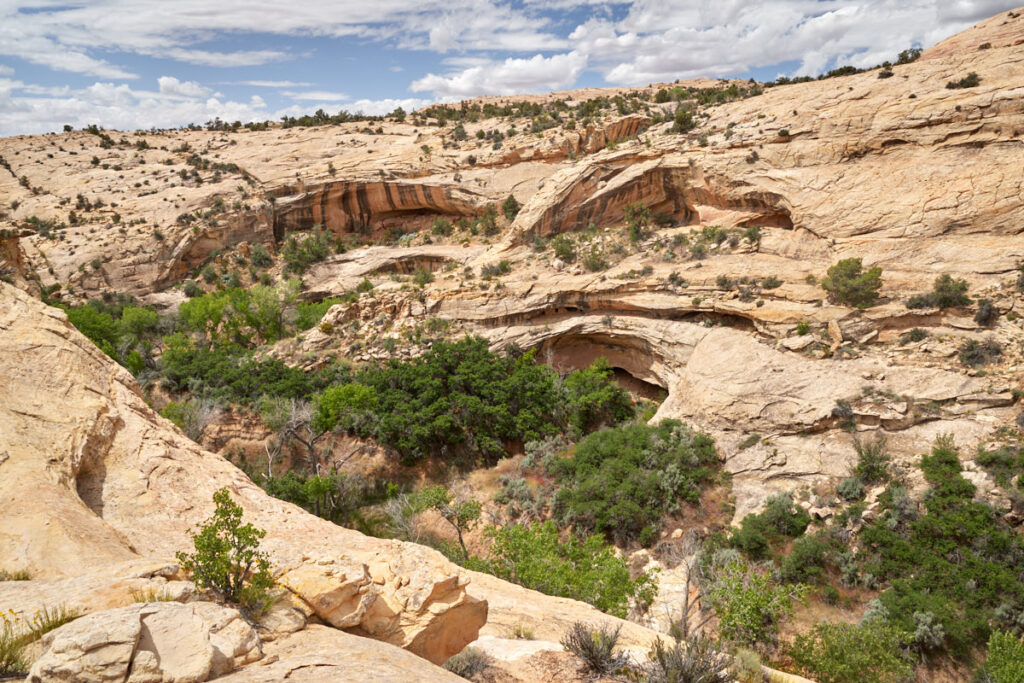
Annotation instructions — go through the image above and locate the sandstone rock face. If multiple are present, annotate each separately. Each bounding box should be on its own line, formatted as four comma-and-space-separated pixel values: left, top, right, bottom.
0, 281, 485, 665
215, 625, 465, 682
27, 602, 258, 683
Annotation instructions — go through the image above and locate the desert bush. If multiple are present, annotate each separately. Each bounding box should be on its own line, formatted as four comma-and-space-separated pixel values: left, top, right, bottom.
413, 267, 435, 286
444, 646, 491, 679
646, 636, 730, 683
581, 246, 608, 272
906, 274, 970, 309
821, 258, 882, 308
552, 419, 717, 545
550, 234, 576, 262
295, 297, 343, 331
730, 493, 810, 560
250, 243, 273, 268
176, 488, 274, 613
837, 476, 864, 502
959, 338, 1002, 367
789, 620, 913, 683
899, 328, 928, 344
946, 72, 981, 89
560, 622, 628, 674
706, 559, 806, 646
975, 298, 998, 326
0, 569, 30, 581
472, 521, 654, 618
501, 194, 521, 220
854, 435, 891, 484
480, 260, 511, 278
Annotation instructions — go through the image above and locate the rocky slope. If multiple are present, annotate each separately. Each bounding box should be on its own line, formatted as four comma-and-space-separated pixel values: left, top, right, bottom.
2, 7, 1024, 682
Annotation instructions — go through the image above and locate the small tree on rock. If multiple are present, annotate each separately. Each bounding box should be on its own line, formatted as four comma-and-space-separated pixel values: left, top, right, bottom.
176, 488, 274, 612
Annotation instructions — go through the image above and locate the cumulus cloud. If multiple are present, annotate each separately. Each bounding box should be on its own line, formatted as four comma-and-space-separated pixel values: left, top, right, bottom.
157, 76, 212, 98
411, 51, 587, 97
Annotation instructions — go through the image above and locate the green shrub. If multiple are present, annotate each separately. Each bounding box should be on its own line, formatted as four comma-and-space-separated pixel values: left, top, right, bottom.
431, 218, 454, 236
560, 622, 628, 674
581, 245, 608, 272
899, 328, 928, 344
780, 533, 833, 583
975, 298, 998, 326
821, 258, 882, 308
906, 274, 971, 309
551, 420, 717, 545
730, 493, 810, 560
789, 620, 913, 683
624, 202, 651, 243
472, 522, 654, 618
854, 436, 891, 484
959, 338, 1002, 367
983, 630, 1024, 683
176, 488, 274, 613
250, 243, 273, 268
355, 277, 374, 293
836, 476, 864, 501
550, 235, 576, 262
796, 321, 811, 335
946, 72, 981, 89
281, 228, 334, 275
413, 267, 435, 286
480, 260, 511, 278
295, 297, 343, 331
0, 619, 27, 678
706, 559, 805, 646
501, 194, 521, 220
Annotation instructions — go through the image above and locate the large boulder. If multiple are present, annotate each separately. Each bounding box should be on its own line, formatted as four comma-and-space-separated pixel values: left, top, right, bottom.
27, 602, 259, 683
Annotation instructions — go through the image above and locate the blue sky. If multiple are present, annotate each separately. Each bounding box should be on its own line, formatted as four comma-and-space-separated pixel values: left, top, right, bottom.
0, 0, 1018, 135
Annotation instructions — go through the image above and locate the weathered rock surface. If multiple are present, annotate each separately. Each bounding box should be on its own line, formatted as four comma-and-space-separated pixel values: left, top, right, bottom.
215, 625, 464, 682
27, 602, 259, 683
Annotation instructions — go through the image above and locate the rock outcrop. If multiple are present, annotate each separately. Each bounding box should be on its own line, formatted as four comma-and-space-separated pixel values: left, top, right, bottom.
0, 281, 486, 666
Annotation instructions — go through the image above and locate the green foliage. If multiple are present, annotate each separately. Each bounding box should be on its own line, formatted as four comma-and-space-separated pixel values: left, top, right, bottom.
975, 298, 998, 326
706, 559, 806, 646
960, 338, 1002, 368
821, 258, 883, 308
250, 243, 273, 268
261, 470, 392, 526
354, 338, 631, 464
178, 281, 299, 347
906, 274, 971, 309
281, 228, 334, 275
857, 438, 1024, 658
855, 435, 891, 484
551, 420, 717, 545
295, 297, 343, 331
176, 488, 274, 612
789, 620, 913, 683
946, 72, 981, 89
672, 106, 697, 133
624, 202, 651, 243
730, 493, 811, 560
501, 194, 521, 220
0, 619, 27, 678
550, 234, 576, 262
560, 622, 628, 675
63, 297, 161, 375
314, 383, 378, 433
415, 485, 482, 556
983, 631, 1024, 683
581, 245, 608, 272
559, 357, 634, 435
480, 260, 511, 278
413, 267, 435, 286
474, 521, 654, 618
779, 532, 835, 584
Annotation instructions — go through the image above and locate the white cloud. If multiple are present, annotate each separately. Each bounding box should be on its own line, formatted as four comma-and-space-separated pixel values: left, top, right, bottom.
283, 90, 350, 102
411, 51, 587, 97
0, 80, 269, 136
157, 76, 212, 98
0, 65, 14, 77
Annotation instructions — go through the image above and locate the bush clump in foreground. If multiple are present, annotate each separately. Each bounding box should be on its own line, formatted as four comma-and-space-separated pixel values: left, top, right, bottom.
560, 622, 628, 675
821, 258, 882, 308
789, 620, 913, 683
467, 521, 655, 618
176, 488, 274, 614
